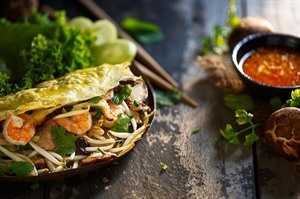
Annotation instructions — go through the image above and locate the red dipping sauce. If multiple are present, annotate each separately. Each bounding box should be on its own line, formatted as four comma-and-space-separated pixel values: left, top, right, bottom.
242, 47, 300, 86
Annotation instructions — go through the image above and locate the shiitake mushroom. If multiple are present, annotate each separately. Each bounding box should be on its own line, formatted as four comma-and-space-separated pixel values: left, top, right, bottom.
228, 16, 274, 51
262, 107, 300, 160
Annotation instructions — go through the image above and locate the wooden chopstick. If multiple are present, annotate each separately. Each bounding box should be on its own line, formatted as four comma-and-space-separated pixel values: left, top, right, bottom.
133, 61, 198, 107
77, 0, 178, 88
41, 2, 198, 107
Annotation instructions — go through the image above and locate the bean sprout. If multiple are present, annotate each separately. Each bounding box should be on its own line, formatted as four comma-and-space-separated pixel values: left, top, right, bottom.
29, 141, 63, 166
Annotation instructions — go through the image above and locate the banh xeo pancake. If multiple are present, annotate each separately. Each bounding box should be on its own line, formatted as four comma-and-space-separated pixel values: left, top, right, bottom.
0, 62, 154, 177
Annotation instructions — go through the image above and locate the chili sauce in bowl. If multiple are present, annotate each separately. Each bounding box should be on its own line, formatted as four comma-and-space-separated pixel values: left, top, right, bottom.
232, 33, 300, 98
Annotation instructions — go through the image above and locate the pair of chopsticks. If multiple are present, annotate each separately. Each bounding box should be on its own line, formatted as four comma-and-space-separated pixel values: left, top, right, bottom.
77, 0, 198, 107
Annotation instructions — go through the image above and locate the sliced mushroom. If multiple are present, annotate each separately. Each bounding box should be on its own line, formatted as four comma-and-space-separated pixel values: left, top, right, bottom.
36, 120, 57, 151
129, 80, 148, 103
262, 107, 300, 160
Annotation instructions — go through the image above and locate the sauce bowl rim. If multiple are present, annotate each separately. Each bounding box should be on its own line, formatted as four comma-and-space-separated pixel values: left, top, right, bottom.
232, 32, 300, 89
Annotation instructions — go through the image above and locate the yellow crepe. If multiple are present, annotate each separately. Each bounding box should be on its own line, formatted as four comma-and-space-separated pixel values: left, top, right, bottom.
0, 62, 136, 121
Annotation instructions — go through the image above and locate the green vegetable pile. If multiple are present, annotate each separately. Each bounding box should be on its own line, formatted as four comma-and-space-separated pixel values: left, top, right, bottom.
0, 11, 95, 97
0, 11, 138, 98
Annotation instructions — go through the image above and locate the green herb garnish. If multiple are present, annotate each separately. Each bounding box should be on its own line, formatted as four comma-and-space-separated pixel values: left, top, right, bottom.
121, 17, 164, 44
161, 163, 169, 172
133, 100, 140, 107
89, 97, 100, 104
269, 96, 283, 112
155, 88, 182, 108
220, 109, 260, 146
112, 84, 132, 105
111, 113, 132, 133
223, 93, 255, 110
30, 183, 40, 190
192, 128, 201, 134
7, 162, 34, 176
97, 148, 105, 155
285, 89, 300, 108
199, 0, 240, 55
92, 107, 102, 121
51, 126, 76, 156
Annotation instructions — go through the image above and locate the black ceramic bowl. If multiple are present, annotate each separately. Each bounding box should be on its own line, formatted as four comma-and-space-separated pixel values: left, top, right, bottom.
232, 33, 300, 99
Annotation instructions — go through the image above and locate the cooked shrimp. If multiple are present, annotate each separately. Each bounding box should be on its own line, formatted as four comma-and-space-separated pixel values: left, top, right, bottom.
3, 114, 36, 145
53, 111, 92, 135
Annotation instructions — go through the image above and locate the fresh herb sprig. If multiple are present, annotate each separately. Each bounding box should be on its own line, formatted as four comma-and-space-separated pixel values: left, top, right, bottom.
220, 109, 260, 146
199, 0, 240, 55
121, 17, 164, 44
220, 93, 260, 146
111, 84, 132, 105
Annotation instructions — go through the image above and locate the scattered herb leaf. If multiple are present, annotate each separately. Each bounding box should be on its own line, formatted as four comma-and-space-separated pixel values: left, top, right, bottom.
199, 0, 240, 55
155, 88, 182, 108
30, 183, 40, 190
7, 162, 34, 176
285, 89, 300, 108
112, 84, 132, 105
111, 113, 131, 133
51, 126, 76, 156
122, 17, 164, 44
269, 96, 283, 112
133, 100, 140, 107
192, 128, 201, 134
89, 97, 100, 104
161, 163, 169, 172
223, 93, 255, 110
219, 109, 260, 146
226, 0, 241, 28
92, 107, 102, 121
97, 148, 105, 155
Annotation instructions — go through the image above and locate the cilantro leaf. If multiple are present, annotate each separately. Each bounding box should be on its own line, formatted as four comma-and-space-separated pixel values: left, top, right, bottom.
51, 126, 76, 156
220, 124, 237, 140
161, 163, 169, 172
199, 0, 240, 55
92, 107, 102, 121
111, 85, 132, 105
235, 109, 253, 125
219, 109, 260, 146
270, 96, 283, 112
89, 97, 100, 104
288, 89, 300, 107
244, 132, 259, 146
122, 17, 164, 44
111, 113, 131, 133
223, 94, 255, 110
192, 128, 201, 134
155, 88, 182, 108
7, 162, 34, 176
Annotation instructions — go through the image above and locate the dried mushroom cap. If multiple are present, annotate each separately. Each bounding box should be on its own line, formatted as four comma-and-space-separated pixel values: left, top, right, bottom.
228, 16, 273, 51
262, 107, 300, 160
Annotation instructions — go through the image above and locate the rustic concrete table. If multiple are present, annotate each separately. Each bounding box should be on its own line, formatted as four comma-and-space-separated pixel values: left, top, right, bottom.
0, 0, 299, 198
